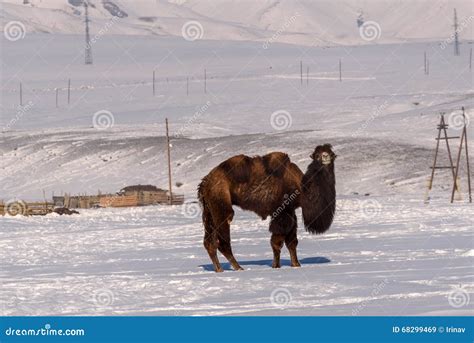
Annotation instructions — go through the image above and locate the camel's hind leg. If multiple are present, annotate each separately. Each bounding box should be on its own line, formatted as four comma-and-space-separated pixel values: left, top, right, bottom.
203, 225, 222, 273
217, 214, 243, 271
210, 205, 242, 271
203, 204, 223, 273
203, 199, 242, 272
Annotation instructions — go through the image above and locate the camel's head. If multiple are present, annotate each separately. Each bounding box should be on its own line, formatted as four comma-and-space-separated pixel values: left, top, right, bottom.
310, 144, 336, 166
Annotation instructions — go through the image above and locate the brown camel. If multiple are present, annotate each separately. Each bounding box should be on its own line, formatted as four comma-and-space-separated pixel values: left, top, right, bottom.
197, 144, 336, 272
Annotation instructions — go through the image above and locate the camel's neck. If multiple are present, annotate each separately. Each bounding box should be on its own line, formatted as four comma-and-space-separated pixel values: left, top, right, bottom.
300, 160, 336, 234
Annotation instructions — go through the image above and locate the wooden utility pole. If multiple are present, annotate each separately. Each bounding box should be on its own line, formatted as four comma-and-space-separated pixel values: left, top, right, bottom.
165, 118, 173, 205
451, 107, 472, 203
453, 8, 460, 56
306, 66, 309, 85
55, 88, 59, 108
300, 60, 303, 85
152, 70, 156, 96
424, 51, 427, 75
84, 1, 93, 65
423, 55, 430, 76
470, 47, 472, 70
42, 189, 47, 212
339, 59, 342, 82
465, 123, 472, 203
67, 78, 71, 104
19, 82, 23, 106
204, 69, 207, 94
426, 114, 459, 201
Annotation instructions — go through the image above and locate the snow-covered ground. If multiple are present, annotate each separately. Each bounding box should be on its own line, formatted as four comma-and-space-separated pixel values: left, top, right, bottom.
1, 4, 473, 316
1, 196, 473, 316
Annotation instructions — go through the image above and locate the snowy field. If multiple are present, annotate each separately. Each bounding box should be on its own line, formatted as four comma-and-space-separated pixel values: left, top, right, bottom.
1, 197, 473, 316
1, 1, 474, 316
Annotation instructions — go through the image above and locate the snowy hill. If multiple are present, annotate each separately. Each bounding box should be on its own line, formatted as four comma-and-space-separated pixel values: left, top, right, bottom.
1, 0, 473, 46
1, 34, 473, 200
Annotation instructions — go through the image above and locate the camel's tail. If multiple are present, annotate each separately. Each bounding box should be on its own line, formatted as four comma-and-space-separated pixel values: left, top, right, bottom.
197, 179, 215, 241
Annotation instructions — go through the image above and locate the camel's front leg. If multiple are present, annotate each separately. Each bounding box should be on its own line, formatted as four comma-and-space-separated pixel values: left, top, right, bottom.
270, 234, 285, 268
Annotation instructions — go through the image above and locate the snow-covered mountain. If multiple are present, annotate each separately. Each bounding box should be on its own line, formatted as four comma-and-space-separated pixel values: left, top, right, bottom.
1, 0, 473, 46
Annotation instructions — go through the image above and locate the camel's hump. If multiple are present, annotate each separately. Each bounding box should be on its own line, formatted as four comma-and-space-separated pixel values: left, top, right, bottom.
261, 152, 291, 177
262, 152, 291, 164
217, 154, 253, 183
214, 152, 291, 182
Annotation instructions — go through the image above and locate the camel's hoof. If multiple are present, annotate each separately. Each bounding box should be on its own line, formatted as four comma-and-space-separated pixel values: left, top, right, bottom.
215, 268, 224, 273
235, 266, 244, 271
291, 262, 301, 268
272, 263, 281, 269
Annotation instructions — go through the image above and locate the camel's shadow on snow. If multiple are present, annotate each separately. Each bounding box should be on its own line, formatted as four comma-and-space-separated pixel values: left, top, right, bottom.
200, 256, 330, 272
